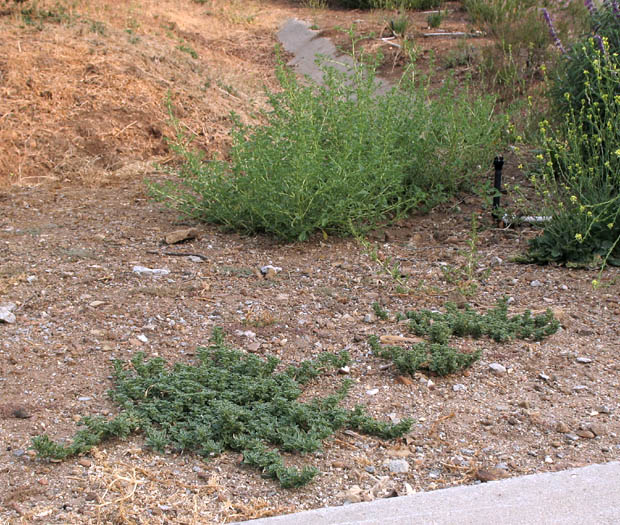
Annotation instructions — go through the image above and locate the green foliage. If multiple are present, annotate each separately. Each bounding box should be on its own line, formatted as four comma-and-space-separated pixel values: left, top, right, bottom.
527, 40, 620, 268
426, 11, 443, 29
32, 332, 410, 488
463, 0, 552, 99
406, 298, 560, 343
549, 3, 620, 122
149, 59, 502, 241
372, 301, 389, 320
370, 298, 559, 376
314, 0, 441, 8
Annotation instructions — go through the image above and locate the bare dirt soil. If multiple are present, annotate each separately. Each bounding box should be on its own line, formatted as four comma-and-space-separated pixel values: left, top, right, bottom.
1, 1, 619, 523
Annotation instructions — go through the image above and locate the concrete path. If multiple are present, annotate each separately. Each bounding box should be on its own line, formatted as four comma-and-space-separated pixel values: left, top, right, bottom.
234, 461, 620, 524
277, 19, 391, 94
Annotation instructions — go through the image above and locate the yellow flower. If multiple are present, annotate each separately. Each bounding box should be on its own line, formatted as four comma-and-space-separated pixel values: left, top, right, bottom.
575, 233, 583, 242
609, 223, 615, 229
536, 154, 544, 160
570, 195, 578, 204
592, 279, 599, 289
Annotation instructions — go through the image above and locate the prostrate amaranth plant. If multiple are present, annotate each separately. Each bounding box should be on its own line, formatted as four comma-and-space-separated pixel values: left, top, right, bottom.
371, 298, 559, 376
32, 329, 411, 488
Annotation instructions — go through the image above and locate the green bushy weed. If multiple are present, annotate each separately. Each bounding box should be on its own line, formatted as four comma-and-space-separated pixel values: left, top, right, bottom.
149, 59, 502, 241
32, 330, 411, 488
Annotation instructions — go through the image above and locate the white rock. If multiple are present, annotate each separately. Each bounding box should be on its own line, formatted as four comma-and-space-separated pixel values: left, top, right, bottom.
0, 303, 16, 324
366, 388, 379, 396
576, 357, 592, 364
489, 363, 507, 375
530, 280, 543, 287
137, 334, 149, 343
387, 459, 409, 473
132, 265, 170, 276
453, 383, 467, 392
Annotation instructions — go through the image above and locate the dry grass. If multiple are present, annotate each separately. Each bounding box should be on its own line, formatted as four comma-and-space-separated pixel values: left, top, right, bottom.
0, 0, 287, 188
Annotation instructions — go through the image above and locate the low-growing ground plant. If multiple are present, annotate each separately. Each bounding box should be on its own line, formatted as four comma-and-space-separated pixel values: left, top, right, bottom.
371, 298, 559, 376
32, 329, 411, 488
149, 58, 503, 241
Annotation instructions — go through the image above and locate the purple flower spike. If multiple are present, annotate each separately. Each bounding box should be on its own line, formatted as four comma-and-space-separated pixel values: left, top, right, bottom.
594, 34, 606, 54
584, 0, 597, 14
613, 0, 620, 19
542, 8, 567, 54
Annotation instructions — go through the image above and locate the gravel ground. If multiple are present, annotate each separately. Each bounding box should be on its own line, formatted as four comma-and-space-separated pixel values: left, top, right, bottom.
1, 179, 619, 523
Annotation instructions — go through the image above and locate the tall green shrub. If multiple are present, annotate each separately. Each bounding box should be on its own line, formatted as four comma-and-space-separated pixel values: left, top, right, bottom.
527, 39, 620, 267
150, 61, 502, 241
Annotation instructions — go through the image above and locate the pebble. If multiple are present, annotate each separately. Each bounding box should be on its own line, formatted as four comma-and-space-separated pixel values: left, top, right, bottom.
338, 366, 351, 375
576, 429, 596, 439
565, 433, 580, 441
260, 265, 282, 275
395, 375, 413, 386
452, 383, 467, 392
366, 389, 379, 396
12, 449, 25, 458
0, 303, 17, 324
164, 228, 199, 245
78, 396, 92, 402
132, 265, 170, 276
539, 373, 550, 381
188, 256, 204, 263
556, 422, 569, 433
78, 458, 92, 468
363, 313, 375, 323
365, 466, 376, 474
387, 459, 409, 473
544, 455, 554, 464
476, 468, 507, 482
137, 334, 149, 343
530, 280, 543, 287
489, 363, 506, 375
461, 448, 475, 457
576, 357, 592, 364
598, 406, 612, 414
572, 385, 588, 392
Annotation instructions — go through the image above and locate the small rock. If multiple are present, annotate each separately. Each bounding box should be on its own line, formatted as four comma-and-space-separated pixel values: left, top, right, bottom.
89, 301, 105, 308
338, 366, 351, 375
366, 388, 379, 396
475, 468, 507, 482
332, 461, 346, 469
164, 228, 199, 245
494, 462, 509, 470
426, 379, 435, 390
573, 385, 588, 392
518, 400, 531, 409
0, 303, 16, 324
544, 455, 553, 464
461, 448, 475, 457
489, 363, 506, 375
137, 334, 148, 343
38, 478, 48, 486
403, 482, 415, 496
78, 458, 92, 468
235, 330, 256, 339
247, 342, 261, 353
387, 459, 409, 473
363, 313, 375, 323
452, 383, 467, 392
530, 280, 543, 287
539, 373, 550, 381
565, 433, 580, 442
12, 407, 31, 419
556, 422, 570, 433
27, 275, 37, 283
188, 256, 204, 263
77, 396, 92, 402
576, 357, 592, 364
551, 441, 562, 448
12, 449, 25, 458
490, 256, 503, 266
260, 265, 282, 275
365, 466, 376, 474
597, 406, 612, 414
85, 492, 97, 502
132, 265, 170, 276
576, 429, 596, 439
588, 424, 606, 437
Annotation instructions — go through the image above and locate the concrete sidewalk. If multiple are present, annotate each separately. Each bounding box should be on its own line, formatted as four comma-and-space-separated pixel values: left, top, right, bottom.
235, 461, 620, 525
